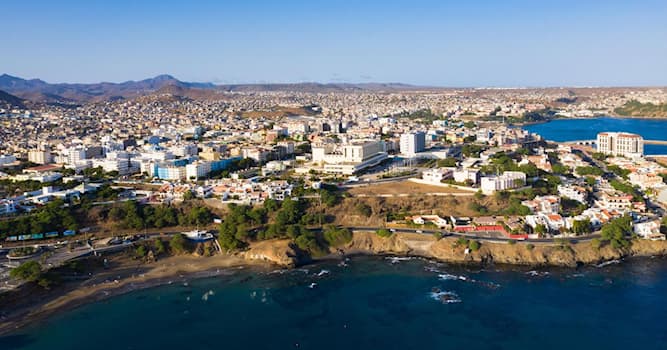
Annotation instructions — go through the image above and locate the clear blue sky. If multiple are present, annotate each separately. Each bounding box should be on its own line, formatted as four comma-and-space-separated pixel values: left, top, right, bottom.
3, 0, 666, 86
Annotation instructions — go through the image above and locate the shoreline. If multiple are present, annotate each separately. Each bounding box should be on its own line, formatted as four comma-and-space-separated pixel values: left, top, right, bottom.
2, 233, 667, 336
513, 114, 667, 127
0, 254, 275, 337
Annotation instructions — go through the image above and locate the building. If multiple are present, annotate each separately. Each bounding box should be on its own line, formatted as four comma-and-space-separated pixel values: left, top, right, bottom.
522, 195, 560, 214
628, 172, 665, 190
480, 171, 526, 194
633, 220, 665, 240
28, 150, 52, 165
596, 132, 644, 157
596, 193, 633, 211
0, 154, 17, 165
400, 132, 426, 156
558, 184, 588, 204
0, 199, 17, 216
453, 169, 480, 185
311, 141, 388, 175
421, 168, 452, 184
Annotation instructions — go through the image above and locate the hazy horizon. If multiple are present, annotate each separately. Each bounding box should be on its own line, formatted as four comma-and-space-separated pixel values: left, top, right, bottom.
3, 0, 667, 87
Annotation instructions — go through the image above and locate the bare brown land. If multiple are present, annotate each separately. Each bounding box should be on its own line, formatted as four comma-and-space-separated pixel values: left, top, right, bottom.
348, 181, 470, 196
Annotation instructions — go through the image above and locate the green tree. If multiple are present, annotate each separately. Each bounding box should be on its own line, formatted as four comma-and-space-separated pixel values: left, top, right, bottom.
376, 229, 393, 237
468, 240, 480, 251
169, 234, 188, 254
323, 226, 352, 246
10, 261, 42, 282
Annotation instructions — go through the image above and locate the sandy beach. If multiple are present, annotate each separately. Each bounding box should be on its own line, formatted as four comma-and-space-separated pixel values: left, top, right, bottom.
0, 253, 276, 336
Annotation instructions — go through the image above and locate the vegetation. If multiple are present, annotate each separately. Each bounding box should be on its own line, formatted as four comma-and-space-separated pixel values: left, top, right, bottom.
609, 180, 643, 201
0, 199, 77, 239
10, 260, 43, 282
526, 243, 535, 251
600, 215, 633, 249
169, 234, 189, 254
376, 229, 393, 237
468, 240, 480, 251
436, 158, 458, 167
614, 100, 667, 118
322, 226, 352, 246
607, 165, 630, 179
107, 201, 213, 230
575, 166, 604, 177
461, 144, 485, 157
571, 219, 593, 235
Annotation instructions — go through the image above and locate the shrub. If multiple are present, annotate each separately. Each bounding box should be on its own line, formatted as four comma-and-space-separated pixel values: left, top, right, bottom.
376, 229, 393, 238
526, 243, 535, 251
10, 260, 42, 282
468, 240, 480, 251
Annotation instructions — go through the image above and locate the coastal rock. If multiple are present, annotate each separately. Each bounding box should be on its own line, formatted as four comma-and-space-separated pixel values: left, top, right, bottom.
243, 239, 299, 267
342, 232, 667, 267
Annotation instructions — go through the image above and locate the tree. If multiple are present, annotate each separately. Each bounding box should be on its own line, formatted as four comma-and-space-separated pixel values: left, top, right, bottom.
590, 238, 601, 250
437, 158, 458, 167
376, 229, 393, 237
154, 239, 166, 255
355, 203, 372, 217
323, 226, 352, 246
534, 224, 547, 236
571, 219, 592, 235
169, 234, 188, 254
468, 240, 480, 251
600, 215, 632, 249
10, 261, 42, 282
183, 190, 195, 201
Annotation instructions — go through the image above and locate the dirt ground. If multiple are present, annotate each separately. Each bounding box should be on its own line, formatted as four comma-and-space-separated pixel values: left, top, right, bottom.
348, 181, 471, 196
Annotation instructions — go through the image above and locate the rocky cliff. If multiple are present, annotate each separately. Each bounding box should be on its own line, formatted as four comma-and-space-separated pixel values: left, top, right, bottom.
344, 231, 667, 267
238, 232, 667, 267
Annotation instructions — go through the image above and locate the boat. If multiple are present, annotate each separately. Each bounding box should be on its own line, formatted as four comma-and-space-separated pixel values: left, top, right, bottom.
183, 230, 214, 242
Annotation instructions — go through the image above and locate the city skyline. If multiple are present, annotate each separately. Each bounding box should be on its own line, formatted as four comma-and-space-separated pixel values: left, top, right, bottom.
3, 0, 667, 87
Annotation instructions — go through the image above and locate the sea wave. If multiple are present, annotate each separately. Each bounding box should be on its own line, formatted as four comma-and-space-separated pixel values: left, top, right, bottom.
430, 288, 462, 304
596, 260, 621, 268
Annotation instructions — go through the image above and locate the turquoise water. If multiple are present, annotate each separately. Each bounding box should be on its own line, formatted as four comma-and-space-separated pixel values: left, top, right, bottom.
522, 117, 667, 155
3, 256, 667, 350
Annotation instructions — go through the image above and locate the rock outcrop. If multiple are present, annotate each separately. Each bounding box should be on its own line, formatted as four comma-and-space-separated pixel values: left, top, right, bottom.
341, 231, 667, 267
242, 239, 299, 267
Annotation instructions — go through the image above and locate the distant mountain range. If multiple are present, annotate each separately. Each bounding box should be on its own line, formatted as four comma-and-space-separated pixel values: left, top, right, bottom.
0, 74, 424, 105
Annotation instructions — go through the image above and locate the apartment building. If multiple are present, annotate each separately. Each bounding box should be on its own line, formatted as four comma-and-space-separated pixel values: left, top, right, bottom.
400, 132, 426, 156
480, 171, 526, 194
596, 132, 644, 157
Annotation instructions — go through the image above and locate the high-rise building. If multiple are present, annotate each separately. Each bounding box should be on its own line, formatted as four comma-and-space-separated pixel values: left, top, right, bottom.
400, 132, 426, 156
28, 150, 53, 165
596, 132, 643, 157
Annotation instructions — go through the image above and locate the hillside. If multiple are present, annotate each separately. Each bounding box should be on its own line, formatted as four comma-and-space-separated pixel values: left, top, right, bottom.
0, 89, 26, 109
614, 100, 667, 118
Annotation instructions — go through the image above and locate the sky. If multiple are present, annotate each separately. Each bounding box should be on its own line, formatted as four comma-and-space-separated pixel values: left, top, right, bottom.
3, 0, 667, 87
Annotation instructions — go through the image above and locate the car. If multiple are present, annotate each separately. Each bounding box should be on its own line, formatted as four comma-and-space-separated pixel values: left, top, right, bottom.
416, 230, 423, 233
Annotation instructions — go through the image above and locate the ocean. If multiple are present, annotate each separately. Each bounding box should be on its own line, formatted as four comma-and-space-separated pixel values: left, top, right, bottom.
3, 256, 667, 350
522, 117, 667, 155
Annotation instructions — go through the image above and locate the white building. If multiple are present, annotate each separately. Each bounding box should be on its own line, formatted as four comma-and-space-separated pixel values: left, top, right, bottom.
596, 132, 644, 157
66, 147, 87, 165
480, 171, 526, 194
28, 150, 52, 165
400, 132, 426, 156
186, 162, 212, 180
0, 154, 17, 165
421, 168, 452, 184
558, 184, 588, 203
311, 141, 388, 175
453, 169, 480, 185
633, 220, 665, 240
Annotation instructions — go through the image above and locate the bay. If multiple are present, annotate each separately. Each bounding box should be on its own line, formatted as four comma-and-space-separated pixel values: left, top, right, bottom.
522, 117, 667, 155
3, 256, 667, 350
